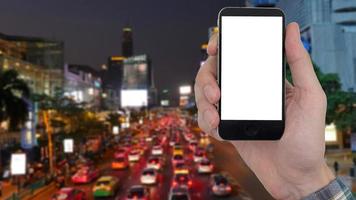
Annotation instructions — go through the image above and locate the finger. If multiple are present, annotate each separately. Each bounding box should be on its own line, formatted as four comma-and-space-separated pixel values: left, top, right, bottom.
285, 22, 321, 91
195, 56, 220, 106
207, 33, 218, 56
197, 104, 219, 135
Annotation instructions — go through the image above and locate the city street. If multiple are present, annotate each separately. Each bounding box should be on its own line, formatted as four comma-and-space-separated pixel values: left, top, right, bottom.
29, 114, 253, 200
0, 1, 355, 200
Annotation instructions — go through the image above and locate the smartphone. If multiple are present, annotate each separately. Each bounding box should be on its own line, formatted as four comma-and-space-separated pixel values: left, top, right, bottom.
217, 7, 285, 140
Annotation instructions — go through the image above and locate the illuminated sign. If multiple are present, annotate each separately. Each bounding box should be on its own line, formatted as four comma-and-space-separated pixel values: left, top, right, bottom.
11, 153, 26, 175
113, 126, 119, 135
161, 100, 169, 106
121, 89, 148, 107
122, 55, 150, 90
111, 56, 126, 61
325, 123, 337, 142
94, 80, 101, 88
63, 139, 74, 153
179, 86, 192, 95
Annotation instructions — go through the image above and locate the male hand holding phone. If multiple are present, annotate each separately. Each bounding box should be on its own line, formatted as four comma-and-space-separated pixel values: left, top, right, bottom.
195, 8, 339, 199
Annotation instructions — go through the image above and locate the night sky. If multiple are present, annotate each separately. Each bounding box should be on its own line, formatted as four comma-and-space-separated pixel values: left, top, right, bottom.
0, 0, 244, 95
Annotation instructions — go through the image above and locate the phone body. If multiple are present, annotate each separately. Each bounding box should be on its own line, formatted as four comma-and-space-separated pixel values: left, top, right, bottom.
217, 7, 285, 140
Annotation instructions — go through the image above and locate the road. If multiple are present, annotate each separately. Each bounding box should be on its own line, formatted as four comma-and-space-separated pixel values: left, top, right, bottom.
33, 121, 263, 200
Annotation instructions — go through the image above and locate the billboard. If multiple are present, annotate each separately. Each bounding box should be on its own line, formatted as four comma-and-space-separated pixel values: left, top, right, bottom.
11, 153, 26, 175
121, 89, 148, 107
122, 55, 150, 89
63, 139, 74, 153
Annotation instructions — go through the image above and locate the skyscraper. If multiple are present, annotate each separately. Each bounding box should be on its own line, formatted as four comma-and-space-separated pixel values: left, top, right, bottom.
276, 0, 356, 92
122, 27, 133, 57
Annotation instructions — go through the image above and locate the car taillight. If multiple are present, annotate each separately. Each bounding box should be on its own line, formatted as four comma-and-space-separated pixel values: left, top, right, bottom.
172, 181, 178, 187
226, 186, 232, 192
188, 180, 193, 186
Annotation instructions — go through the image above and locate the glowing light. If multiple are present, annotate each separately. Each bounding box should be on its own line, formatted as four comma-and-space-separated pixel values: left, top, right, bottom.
113, 126, 119, 135
179, 85, 192, 95
325, 123, 337, 142
88, 88, 94, 95
201, 43, 208, 50
63, 139, 74, 153
11, 153, 26, 175
121, 90, 148, 107
111, 56, 126, 61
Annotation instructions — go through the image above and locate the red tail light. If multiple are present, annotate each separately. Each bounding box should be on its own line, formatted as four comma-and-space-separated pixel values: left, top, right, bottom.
172, 181, 178, 187
226, 186, 232, 192
188, 180, 193, 186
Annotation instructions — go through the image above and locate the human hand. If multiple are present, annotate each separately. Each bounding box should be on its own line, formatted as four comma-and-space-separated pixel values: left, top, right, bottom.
194, 22, 335, 199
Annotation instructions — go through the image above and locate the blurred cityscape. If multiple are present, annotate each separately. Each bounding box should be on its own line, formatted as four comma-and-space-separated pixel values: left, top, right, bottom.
0, 0, 355, 200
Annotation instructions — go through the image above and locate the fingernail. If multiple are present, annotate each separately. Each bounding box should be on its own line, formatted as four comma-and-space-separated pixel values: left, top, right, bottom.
203, 109, 216, 128
204, 84, 216, 102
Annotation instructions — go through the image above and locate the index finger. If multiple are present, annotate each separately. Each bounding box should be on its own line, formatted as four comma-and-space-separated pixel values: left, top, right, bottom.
207, 33, 218, 56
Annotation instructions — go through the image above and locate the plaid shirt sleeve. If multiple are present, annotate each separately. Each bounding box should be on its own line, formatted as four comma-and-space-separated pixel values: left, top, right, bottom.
303, 177, 355, 200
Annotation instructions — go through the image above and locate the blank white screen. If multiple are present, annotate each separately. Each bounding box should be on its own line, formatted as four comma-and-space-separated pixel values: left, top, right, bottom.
221, 16, 282, 120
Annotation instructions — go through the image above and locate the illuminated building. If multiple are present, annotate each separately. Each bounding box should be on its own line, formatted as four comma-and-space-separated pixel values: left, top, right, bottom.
0, 32, 64, 69
64, 64, 102, 108
121, 54, 156, 107
276, 0, 356, 91
0, 33, 63, 97
122, 27, 133, 57
0, 55, 62, 96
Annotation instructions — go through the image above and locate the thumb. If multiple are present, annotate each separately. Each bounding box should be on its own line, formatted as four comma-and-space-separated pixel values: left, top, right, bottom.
285, 22, 321, 91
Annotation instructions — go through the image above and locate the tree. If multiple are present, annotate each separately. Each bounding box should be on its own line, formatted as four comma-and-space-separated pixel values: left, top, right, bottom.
287, 63, 355, 132
107, 112, 122, 127
0, 69, 30, 130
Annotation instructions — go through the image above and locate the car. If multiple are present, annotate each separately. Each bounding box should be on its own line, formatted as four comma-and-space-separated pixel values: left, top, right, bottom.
210, 174, 232, 196
52, 187, 86, 200
168, 186, 191, 200
197, 158, 214, 174
140, 168, 158, 185
93, 176, 119, 198
183, 133, 195, 143
128, 149, 141, 162
199, 133, 210, 146
145, 136, 153, 142
173, 145, 184, 156
172, 154, 185, 166
147, 157, 162, 170
173, 163, 189, 175
151, 145, 163, 156
172, 173, 192, 188
126, 185, 150, 200
193, 149, 205, 163
114, 148, 128, 159
112, 156, 129, 170
71, 166, 99, 184
169, 140, 175, 146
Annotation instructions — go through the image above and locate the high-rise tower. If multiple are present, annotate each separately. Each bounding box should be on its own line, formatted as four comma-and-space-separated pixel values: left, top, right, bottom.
122, 27, 133, 57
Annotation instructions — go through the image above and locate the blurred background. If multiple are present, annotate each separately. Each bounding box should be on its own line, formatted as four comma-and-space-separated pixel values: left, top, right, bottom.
0, 0, 354, 199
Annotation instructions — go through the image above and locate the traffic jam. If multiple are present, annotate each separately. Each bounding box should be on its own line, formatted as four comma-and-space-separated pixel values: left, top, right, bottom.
51, 113, 244, 200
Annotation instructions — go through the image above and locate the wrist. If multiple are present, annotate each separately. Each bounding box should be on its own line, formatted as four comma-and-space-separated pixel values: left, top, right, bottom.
290, 163, 335, 199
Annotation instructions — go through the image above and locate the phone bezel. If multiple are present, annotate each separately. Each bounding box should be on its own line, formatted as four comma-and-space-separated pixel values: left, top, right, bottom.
217, 7, 286, 140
